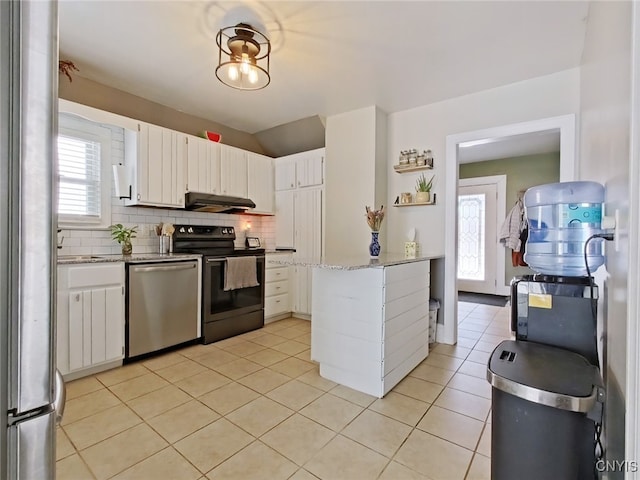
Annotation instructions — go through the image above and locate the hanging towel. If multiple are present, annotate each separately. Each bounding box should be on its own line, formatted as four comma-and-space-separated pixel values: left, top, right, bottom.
224, 256, 259, 291
499, 201, 524, 251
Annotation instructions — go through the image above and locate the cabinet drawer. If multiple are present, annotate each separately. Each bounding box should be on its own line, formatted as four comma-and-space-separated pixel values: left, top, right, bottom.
67, 263, 123, 289
265, 280, 288, 297
265, 293, 289, 316
266, 267, 289, 283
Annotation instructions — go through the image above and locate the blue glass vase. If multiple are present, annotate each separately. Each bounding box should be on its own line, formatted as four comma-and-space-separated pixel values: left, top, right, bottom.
369, 231, 381, 258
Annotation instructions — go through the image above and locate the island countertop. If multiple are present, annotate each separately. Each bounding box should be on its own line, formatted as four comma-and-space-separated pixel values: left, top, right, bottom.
267, 252, 443, 270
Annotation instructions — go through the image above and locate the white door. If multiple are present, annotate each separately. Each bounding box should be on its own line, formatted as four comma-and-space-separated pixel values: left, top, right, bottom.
457, 182, 498, 294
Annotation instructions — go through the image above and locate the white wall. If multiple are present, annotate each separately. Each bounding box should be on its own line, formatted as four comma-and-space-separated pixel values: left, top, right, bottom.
579, 1, 632, 470
386, 68, 581, 256
325, 106, 388, 257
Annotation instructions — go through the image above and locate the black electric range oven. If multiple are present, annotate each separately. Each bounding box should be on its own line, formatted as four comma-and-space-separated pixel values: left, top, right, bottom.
172, 224, 265, 344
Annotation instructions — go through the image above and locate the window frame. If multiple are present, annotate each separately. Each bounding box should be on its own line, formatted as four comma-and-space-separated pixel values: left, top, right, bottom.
57, 114, 112, 229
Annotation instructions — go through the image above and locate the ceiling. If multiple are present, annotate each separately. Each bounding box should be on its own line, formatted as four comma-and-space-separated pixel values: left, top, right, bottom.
58, 1, 589, 135
458, 130, 561, 164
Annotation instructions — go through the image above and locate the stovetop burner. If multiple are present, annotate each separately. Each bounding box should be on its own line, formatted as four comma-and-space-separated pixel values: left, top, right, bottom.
172, 224, 264, 257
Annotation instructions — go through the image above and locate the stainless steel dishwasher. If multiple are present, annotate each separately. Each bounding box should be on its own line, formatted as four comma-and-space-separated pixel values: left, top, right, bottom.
127, 260, 199, 358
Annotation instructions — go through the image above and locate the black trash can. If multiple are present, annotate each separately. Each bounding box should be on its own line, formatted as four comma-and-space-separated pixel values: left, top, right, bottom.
487, 340, 602, 480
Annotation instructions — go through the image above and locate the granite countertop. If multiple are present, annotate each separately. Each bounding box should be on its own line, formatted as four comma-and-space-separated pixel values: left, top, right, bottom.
268, 253, 443, 270
57, 253, 202, 265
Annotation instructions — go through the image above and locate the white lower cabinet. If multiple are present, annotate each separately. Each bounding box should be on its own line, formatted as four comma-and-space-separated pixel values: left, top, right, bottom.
57, 263, 125, 380
265, 254, 291, 319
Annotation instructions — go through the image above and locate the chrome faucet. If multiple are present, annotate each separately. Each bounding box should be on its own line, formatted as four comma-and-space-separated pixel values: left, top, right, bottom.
57, 229, 64, 250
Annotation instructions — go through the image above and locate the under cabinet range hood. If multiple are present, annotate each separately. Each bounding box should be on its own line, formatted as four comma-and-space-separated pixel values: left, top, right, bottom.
184, 192, 256, 213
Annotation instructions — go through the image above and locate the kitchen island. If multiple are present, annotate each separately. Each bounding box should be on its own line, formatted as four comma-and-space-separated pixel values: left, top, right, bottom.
269, 253, 440, 397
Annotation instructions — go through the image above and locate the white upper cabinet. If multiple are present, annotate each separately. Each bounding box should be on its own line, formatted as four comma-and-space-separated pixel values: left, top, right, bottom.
185, 135, 221, 195
125, 122, 185, 208
275, 190, 295, 248
247, 152, 274, 214
220, 144, 248, 198
275, 148, 324, 191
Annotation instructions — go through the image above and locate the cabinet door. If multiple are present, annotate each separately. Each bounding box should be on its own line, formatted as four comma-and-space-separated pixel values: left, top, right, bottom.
186, 135, 220, 194
296, 152, 324, 188
247, 153, 274, 214
275, 190, 295, 248
275, 158, 296, 191
294, 188, 323, 257
220, 145, 248, 197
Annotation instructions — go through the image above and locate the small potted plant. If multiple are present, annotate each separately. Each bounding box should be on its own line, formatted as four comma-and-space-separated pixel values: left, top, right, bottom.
110, 224, 137, 255
415, 173, 434, 204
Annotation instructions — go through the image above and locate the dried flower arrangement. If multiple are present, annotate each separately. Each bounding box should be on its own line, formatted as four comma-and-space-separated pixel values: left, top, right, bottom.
365, 205, 385, 231
59, 60, 79, 83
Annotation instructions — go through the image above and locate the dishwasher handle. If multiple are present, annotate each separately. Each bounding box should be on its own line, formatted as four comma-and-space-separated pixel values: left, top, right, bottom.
132, 262, 197, 273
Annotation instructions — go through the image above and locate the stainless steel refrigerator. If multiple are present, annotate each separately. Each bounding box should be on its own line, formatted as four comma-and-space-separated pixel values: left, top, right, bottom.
1, 1, 65, 478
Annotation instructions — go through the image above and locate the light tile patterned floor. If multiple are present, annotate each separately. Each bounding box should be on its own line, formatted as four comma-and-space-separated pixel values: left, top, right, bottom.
56, 301, 511, 480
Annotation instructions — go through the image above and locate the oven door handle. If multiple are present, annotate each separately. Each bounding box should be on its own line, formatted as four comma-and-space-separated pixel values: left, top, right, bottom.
206, 256, 265, 263
133, 263, 197, 273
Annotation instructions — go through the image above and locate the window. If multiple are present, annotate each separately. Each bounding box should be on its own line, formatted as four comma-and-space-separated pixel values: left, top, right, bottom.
57, 114, 112, 228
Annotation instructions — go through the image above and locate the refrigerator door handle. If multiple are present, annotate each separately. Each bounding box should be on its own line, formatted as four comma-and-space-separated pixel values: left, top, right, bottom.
53, 369, 66, 424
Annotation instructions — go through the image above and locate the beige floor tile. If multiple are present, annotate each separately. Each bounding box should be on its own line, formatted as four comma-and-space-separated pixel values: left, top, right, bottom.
394, 429, 473, 480
174, 418, 253, 473
467, 453, 491, 480
479, 333, 510, 344
305, 435, 388, 480
266, 380, 325, 411
458, 329, 482, 341
226, 396, 293, 436
272, 340, 309, 356
417, 405, 484, 450
295, 349, 312, 362
369, 392, 430, 426
456, 337, 478, 349
329, 384, 376, 408
296, 369, 338, 391
174, 369, 231, 397
147, 399, 220, 443
378, 461, 429, 480
64, 404, 142, 450
457, 360, 487, 379
275, 326, 307, 339
342, 409, 412, 457
250, 333, 289, 347
434, 388, 491, 421
155, 359, 207, 383
473, 340, 501, 353
212, 335, 247, 349
288, 469, 320, 480
467, 350, 491, 365
300, 393, 363, 432
108, 372, 169, 402
294, 333, 311, 345
206, 441, 298, 480
61, 389, 122, 426
111, 446, 201, 480
459, 322, 488, 333
127, 384, 192, 420
261, 414, 335, 465
212, 358, 263, 380
190, 348, 239, 369
245, 348, 290, 367
432, 343, 472, 359
408, 363, 456, 386
392, 376, 443, 403
423, 353, 465, 371
222, 340, 267, 357
95, 363, 149, 387
56, 428, 76, 461
447, 372, 492, 399
269, 357, 316, 378
199, 382, 260, 415
80, 424, 167, 480
65, 376, 104, 400
239, 328, 268, 340
262, 321, 291, 333
56, 453, 95, 480
142, 352, 186, 371
175, 343, 212, 359
477, 424, 491, 457
237, 368, 291, 394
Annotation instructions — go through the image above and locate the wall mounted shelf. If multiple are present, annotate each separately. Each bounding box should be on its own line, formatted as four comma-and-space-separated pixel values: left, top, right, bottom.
393, 201, 436, 207
393, 165, 434, 173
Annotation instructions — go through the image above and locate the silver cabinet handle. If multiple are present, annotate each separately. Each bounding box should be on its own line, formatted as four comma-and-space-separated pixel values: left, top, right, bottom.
53, 369, 66, 424
134, 263, 196, 273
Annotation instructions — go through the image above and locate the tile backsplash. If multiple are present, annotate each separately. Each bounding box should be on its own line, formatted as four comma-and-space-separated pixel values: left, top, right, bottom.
57, 121, 275, 256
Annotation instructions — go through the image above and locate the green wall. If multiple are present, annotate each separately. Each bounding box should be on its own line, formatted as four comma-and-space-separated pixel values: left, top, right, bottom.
459, 152, 560, 286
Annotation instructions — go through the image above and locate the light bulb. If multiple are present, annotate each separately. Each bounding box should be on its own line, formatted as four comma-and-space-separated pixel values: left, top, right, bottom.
248, 68, 259, 84
228, 65, 239, 81
240, 54, 250, 75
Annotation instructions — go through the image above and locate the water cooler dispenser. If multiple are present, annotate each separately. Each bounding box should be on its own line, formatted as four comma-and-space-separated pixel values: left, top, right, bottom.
487, 181, 607, 480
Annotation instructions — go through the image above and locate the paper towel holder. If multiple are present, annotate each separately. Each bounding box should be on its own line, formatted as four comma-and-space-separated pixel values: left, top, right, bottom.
113, 164, 132, 199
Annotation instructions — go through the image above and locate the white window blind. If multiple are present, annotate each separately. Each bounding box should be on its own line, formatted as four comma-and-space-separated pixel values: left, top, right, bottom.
57, 134, 101, 217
